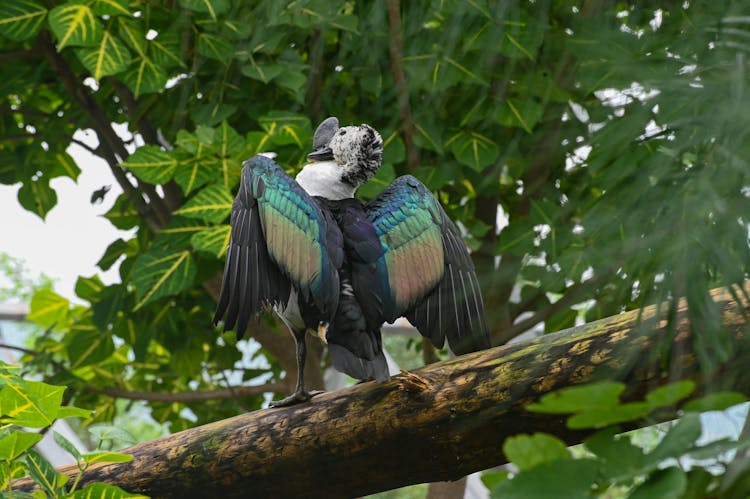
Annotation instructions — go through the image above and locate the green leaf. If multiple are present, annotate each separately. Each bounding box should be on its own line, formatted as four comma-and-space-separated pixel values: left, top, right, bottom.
82, 450, 134, 464
178, 0, 230, 21
503, 433, 570, 471
490, 459, 598, 499
645, 381, 695, 410
257, 112, 312, 147
481, 470, 509, 490
214, 120, 244, 156
0, 380, 64, 428
148, 31, 184, 68
76, 30, 132, 80
69, 482, 148, 498
98, 239, 131, 271
117, 16, 145, 55
197, 32, 233, 63
647, 413, 701, 464
174, 183, 233, 223
0, 0, 48, 41
241, 61, 283, 83
190, 225, 230, 257
173, 157, 217, 195
88, 424, 137, 447
495, 99, 544, 133
191, 102, 238, 128
629, 467, 687, 499
92, 0, 130, 16
25, 449, 68, 495
584, 428, 645, 480
446, 130, 499, 171
55, 405, 91, 419
682, 391, 747, 412
27, 288, 69, 328
121, 145, 177, 184
104, 194, 140, 230
17, 178, 57, 220
75, 274, 104, 302
48, 151, 81, 181
122, 56, 167, 97
48, 2, 103, 50
527, 381, 626, 414
567, 402, 650, 429
53, 430, 83, 462
66, 326, 115, 369
131, 248, 197, 309
155, 217, 211, 249
0, 431, 43, 460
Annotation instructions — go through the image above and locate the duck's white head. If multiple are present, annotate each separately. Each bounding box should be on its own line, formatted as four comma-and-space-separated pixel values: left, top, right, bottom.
296, 121, 383, 200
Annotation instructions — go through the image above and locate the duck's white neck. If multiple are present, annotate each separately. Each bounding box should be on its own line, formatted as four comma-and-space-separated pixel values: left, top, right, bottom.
295, 161, 356, 200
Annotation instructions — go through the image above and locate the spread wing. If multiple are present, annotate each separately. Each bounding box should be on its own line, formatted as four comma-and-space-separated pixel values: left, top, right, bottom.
213, 155, 341, 336
365, 175, 489, 354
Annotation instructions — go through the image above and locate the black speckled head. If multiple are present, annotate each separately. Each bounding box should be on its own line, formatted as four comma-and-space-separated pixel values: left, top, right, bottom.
329, 124, 383, 187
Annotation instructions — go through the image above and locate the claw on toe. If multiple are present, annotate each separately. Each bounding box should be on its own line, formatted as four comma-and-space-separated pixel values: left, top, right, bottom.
269, 389, 325, 408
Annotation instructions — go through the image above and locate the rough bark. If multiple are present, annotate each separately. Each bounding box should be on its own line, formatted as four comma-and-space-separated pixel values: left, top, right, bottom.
13, 284, 750, 498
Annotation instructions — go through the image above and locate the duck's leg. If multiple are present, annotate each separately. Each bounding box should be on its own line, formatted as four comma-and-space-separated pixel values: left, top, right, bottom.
270, 327, 323, 407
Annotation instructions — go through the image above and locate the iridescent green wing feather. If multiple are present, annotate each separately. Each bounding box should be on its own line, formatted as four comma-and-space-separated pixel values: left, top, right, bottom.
213, 155, 340, 336
366, 175, 489, 354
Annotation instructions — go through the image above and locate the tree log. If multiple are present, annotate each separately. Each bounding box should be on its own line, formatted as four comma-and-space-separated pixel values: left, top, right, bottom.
14, 284, 750, 497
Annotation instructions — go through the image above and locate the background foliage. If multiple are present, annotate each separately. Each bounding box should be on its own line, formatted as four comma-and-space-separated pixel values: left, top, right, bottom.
1, 0, 750, 496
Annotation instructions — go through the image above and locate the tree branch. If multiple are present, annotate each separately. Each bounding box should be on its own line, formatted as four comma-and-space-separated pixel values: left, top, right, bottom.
386, 0, 419, 172
14, 283, 750, 498
95, 383, 287, 403
306, 28, 325, 126
39, 31, 172, 228
0, 46, 41, 64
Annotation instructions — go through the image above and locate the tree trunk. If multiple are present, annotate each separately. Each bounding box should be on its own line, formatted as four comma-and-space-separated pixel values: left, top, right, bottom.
14, 284, 750, 498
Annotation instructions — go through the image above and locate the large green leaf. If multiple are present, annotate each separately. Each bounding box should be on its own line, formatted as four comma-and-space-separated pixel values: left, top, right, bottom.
178, 0, 230, 21
149, 31, 184, 68
629, 467, 687, 499
446, 130, 499, 171
174, 183, 233, 223
76, 30, 132, 80
25, 450, 68, 495
0, 0, 48, 41
495, 99, 544, 133
197, 32, 233, 63
17, 179, 57, 220
66, 325, 115, 369
490, 459, 599, 499
48, 2, 103, 50
121, 145, 177, 184
213, 120, 244, 187
48, 151, 81, 181
242, 61, 283, 83
257, 112, 311, 148
191, 225, 230, 257
0, 431, 43, 461
122, 56, 167, 97
27, 288, 69, 328
92, 0, 130, 16
503, 433, 570, 471
173, 157, 217, 195
69, 482, 148, 498
0, 380, 65, 427
132, 248, 197, 309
